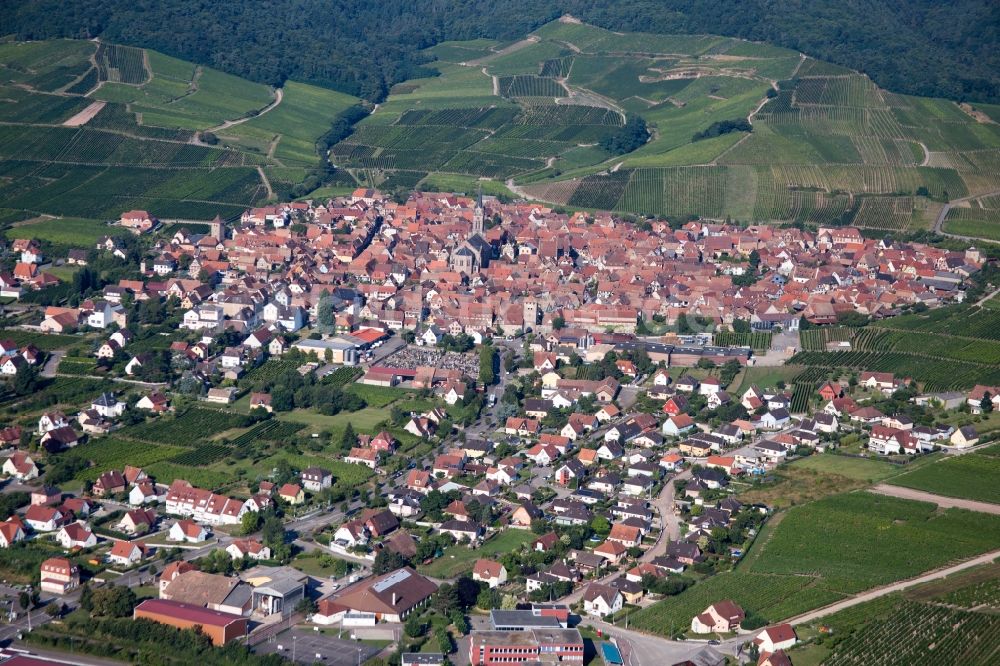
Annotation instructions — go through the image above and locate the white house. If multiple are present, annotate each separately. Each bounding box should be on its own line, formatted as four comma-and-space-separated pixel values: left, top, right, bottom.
168, 519, 210, 543
471, 559, 508, 589
226, 538, 271, 561
755, 624, 797, 654
582, 583, 623, 617
91, 393, 126, 418
55, 523, 97, 550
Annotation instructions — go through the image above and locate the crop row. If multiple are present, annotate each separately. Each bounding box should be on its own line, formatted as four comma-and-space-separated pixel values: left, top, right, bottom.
799, 327, 855, 351
713, 331, 772, 351
96, 43, 148, 85
125, 407, 249, 445
169, 444, 231, 466
852, 327, 1000, 365
788, 350, 1000, 391
872, 304, 1000, 340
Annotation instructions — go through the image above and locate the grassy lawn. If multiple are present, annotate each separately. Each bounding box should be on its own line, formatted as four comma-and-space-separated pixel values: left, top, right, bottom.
791, 453, 902, 482
418, 529, 535, 578
5, 216, 110, 247
888, 452, 1000, 505
734, 365, 805, 394
279, 406, 389, 434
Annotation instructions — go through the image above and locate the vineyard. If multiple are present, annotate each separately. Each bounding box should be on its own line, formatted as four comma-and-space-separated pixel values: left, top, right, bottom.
713, 331, 771, 351
821, 599, 1000, 666
873, 304, 1000, 340
95, 43, 149, 85
228, 420, 304, 447
888, 453, 1000, 505
799, 327, 855, 351
322, 366, 363, 387
788, 350, 1000, 391
790, 383, 812, 413
74, 438, 186, 482
125, 407, 249, 444
747, 492, 1000, 594
629, 571, 843, 635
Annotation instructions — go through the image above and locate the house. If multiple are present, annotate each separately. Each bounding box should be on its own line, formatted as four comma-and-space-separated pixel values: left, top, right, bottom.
136, 392, 170, 412
439, 519, 482, 542
472, 559, 508, 588
505, 417, 541, 438
38, 411, 69, 435
345, 447, 379, 469
227, 538, 271, 561
118, 507, 157, 535
555, 459, 587, 486
39, 557, 80, 595
278, 483, 304, 505
951, 425, 979, 448
0, 517, 25, 548
755, 624, 797, 653
756, 408, 790, 430
510, 502, 543, 528
594, 540, 628, 564
663, 413, 695, 436
607, 524, 642, 549
39, 424, 79, 452
860, 371, 903, 395
56, 522, 97, 550
582, 583, 623, 617
108, 540, 145, 566
249, 393, 273, 412
3, 451, 39, 480
30, 485, 61, 506
691, 600, 745, 634
129, 481, 158, 505
301, 467, 333, 492
24, 505, 63, 532
675, 375, 700, 392
91, 392, 126, 418
169, 519, 210, 543
93, 469, 127, 497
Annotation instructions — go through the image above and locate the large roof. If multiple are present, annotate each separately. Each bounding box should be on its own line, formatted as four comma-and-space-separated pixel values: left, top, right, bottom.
135, 599, 244, 628
333, 566, 437, 615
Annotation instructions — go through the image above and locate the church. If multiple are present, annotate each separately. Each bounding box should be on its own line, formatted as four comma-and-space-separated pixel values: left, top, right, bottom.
450, 190, 493, 275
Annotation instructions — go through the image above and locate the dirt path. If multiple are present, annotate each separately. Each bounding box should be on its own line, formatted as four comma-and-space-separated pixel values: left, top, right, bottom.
485, 68, 498, 96
468, 36, 539, 66
974, 285, 1000, 307
208, 87, 283, 133
40, 350, 64, 378
787, 547, 1000, 626
62, 101, 106, 127
257, 166, 274, 200
918, 141, 930, 166
871, 484, 1000, 514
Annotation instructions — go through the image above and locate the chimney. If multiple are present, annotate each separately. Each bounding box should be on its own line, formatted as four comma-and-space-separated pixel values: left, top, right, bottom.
392, 592, 397, 606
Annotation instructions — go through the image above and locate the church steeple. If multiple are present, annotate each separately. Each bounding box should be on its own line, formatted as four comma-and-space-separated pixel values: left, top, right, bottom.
471, 184, 484, 236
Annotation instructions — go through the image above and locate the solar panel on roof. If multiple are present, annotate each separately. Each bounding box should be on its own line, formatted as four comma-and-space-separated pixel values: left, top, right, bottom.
372, 568, 411, 592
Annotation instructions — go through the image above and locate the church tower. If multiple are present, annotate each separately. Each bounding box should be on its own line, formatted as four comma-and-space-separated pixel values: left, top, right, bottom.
471, 184, 484, 237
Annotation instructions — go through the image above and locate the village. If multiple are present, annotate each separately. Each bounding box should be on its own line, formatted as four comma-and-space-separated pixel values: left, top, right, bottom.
0, 188, 995, 666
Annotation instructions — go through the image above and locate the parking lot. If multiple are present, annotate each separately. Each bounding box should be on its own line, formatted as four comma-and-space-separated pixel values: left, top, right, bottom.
254, 627, 385, 665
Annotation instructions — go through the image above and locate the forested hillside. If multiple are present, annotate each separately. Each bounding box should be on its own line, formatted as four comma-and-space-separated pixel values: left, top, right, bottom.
1, 0, 997, 104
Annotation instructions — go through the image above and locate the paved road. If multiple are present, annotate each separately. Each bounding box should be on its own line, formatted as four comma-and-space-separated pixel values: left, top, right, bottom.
786, 547, 1000, 626
932, 188, 1000, 240
870, 484, 1000, 515
40, 351, 64, 378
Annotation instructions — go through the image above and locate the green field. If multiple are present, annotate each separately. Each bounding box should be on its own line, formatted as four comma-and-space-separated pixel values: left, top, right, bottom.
888, 453, 1000, 505
418, 528, 535, 578
632, 491, 1000, 635
0, 39, 361, 220
5, 216, 110, 248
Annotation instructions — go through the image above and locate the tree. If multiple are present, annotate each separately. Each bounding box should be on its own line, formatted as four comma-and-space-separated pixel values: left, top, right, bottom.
373, 549, 409, 575
90, 586, 137, 617
340, 422, 356, 449
317, 289, 334, 333
404, 615, 423, 638
551, 316, 565, 330
676, 313, 692, 334
240, 509, 261, 535
18, 592, 28, 610
11, 365, 38, 396
432, 583, 460, 615
982, 392, 994, 413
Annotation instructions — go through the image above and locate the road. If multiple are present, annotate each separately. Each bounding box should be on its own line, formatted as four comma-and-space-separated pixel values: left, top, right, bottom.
786, 547, 1000, 626
932, 188, 1000, 241
206, 88, 284, 133
40, 351, 64, 378
870, 484, 1000, 515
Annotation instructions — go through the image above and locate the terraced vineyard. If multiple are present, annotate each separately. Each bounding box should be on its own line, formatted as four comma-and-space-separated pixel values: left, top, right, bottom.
0, 38, 362, 221
788, 350, 1000, 391
713, 331, 772, 351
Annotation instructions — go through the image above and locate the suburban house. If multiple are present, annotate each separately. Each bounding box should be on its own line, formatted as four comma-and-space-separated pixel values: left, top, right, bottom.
39, 557, 80, 595
582, 583, 623, 617
472, 559, 508, 588
691, 600, 745, 634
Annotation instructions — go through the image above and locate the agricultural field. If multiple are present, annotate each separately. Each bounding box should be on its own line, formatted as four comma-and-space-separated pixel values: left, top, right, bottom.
124, 407, 250, 444
636, 492, 1000, 637
788, 349, 1000, 391
4, 216, 110, 248
713, 331, 771, 351
0, 38, 358, 220
74, 438, 187, 481
749, 492, 1000, 594
630, 571, 845, 636
887, 453, 1000, 505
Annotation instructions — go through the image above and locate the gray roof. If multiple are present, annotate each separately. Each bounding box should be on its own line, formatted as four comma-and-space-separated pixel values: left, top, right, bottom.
490, 609, 561, 630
